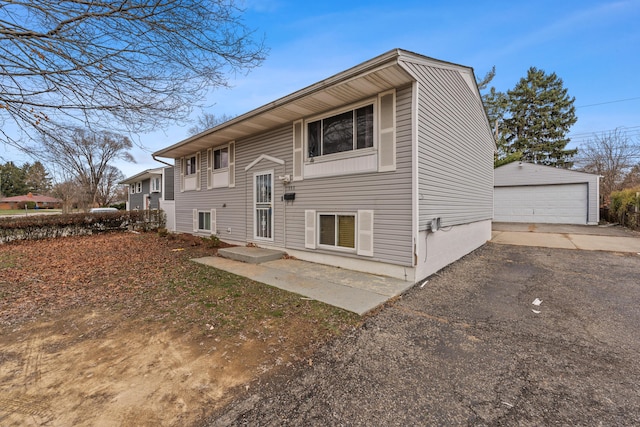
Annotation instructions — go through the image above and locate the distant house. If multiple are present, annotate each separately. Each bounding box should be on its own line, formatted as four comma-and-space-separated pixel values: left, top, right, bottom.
120, 166, 176, 231
494, 162, 600, 225
153, 49, 495, 281
0, 193, 62, 210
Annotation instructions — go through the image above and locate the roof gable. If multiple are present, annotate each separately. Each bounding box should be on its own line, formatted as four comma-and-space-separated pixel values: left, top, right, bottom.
495, 162, 600, 187
154, 49, 476, 159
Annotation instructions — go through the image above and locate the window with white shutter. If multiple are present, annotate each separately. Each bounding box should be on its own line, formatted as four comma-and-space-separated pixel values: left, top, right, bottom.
304, 210, 316, 249
357, 210, 374, 257
293, 120, 303, 181
228, 141, 235, 187
378, 90, 396, 172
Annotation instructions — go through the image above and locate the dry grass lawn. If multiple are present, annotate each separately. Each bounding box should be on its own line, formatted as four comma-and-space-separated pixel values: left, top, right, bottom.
0, 232, 360, 426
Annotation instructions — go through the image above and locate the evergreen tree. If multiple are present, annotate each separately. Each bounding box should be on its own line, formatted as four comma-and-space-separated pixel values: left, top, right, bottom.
503, 67, 577, 167
0, 162, 29, 197
24, 161, 52, 194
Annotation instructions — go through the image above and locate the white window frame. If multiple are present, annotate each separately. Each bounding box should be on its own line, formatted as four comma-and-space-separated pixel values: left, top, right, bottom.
192, 208, 216, 234
304, 98, 377, 163
182, 152, 201, 192
150, 176, 161, 193
198, 210, 211, 232
213, 146, 229, 170
253, 170, 274, 242
135, 182, 142, 194
207, 145, 231, 189
185, 155, 198, 176
317, 212, 357, 253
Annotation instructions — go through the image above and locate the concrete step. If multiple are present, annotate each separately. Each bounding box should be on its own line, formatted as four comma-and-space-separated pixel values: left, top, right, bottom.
218, 246, 285, 264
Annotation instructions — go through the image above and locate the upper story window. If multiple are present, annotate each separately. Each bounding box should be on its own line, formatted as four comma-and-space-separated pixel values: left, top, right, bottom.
307, 104, 374, 158
151, 177, 161, 193
213, 147, 228, 170
135, 182, 142, 193
185, 155, 197, 175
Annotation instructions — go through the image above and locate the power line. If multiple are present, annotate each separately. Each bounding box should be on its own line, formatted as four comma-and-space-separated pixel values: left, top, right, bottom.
569, 125, 640, 138
575, 96, 640, 109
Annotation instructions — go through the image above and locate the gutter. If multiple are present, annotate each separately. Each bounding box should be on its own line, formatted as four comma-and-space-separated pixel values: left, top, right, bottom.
152, 154, 174, 167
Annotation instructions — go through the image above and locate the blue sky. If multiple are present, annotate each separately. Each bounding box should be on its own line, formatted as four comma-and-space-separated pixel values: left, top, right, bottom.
3, 0, 640, 179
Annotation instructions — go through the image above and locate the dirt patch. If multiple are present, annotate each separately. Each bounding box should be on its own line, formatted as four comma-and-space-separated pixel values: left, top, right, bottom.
0, 232, 359, 426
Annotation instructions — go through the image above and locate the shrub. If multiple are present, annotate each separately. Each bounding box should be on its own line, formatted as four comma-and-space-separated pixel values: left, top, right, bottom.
0, 209, 167, 243
610, 187, 640, 229
610, 187, 640, 216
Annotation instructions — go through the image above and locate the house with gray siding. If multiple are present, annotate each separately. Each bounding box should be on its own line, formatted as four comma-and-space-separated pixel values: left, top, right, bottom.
153, 49, 495, 281
120, 166, 176, 230
494, 162, 600, 225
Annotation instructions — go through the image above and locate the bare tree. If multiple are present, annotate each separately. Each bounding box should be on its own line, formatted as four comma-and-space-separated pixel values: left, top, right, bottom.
96, 165, 125, 207
621, 163, 640, 189
577, 128, 640, 204
0, 0, 266, 148
38, 127, 134, 208
51, 178, 82, 213
188, 112, 236, 135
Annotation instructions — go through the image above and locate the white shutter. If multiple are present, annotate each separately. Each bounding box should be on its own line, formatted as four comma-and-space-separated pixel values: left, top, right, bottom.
180, 157, 185, 192
210, 208, 217, 234
206, 149, 212, 189
192, 209, 198, 232
378, 90, 396, 172
357, 210, 374, 257
195, 152, 201, 191
304, 210, 316, 249
228, 141, 236, 187
293, 120, 303, 181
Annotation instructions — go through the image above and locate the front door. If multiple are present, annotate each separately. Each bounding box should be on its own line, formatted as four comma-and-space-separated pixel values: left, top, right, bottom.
254, 171, 274, 240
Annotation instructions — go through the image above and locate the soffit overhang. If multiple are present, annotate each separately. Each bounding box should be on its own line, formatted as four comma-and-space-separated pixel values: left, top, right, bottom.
153, 49, 420, 159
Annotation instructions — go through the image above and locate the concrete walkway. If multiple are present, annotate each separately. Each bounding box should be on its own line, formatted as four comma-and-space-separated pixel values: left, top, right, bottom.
193, 255, 414, 315
491, 223, 640, 253
194, 223, 639, 316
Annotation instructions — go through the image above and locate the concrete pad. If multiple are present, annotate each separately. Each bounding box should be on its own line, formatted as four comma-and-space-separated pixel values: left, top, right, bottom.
192, 256, 414, 315
218, 246, 284, 264
568, 234, 640, 252
492, 222, 640, 253
491, 231, 577, 249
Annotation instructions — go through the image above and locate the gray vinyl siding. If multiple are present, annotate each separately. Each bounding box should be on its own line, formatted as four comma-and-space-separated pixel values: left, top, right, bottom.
495, 162, 599, 224
128, 179, 150, 210
403, 62, 494, 230
173, 86, 415, 267
129, 186, 144, 210
274, 85, 414, 266
164, 167, 174, 201
148, 180, 161, 210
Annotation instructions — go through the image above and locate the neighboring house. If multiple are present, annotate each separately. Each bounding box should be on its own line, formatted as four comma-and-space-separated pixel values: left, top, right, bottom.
153, 49, 495, 281
120, 166, 176, 231
0, 193, 62, 210
494, 162, 600, 225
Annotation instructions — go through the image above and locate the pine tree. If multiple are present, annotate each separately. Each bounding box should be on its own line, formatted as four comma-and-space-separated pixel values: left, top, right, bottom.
503, 67, 577, 167
24, 161, 52, 194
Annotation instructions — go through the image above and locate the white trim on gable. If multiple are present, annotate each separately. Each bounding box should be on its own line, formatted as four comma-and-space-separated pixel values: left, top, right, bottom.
245, 154, 285, 171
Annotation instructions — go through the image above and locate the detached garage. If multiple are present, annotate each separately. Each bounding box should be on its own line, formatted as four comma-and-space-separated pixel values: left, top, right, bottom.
494, 162, 600, 225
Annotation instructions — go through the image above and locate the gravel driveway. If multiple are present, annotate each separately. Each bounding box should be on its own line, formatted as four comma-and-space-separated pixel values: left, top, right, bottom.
207, 242, 640, 426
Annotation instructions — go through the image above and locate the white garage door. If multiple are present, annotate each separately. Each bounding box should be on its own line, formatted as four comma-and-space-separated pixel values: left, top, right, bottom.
494, 184, 588, 224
